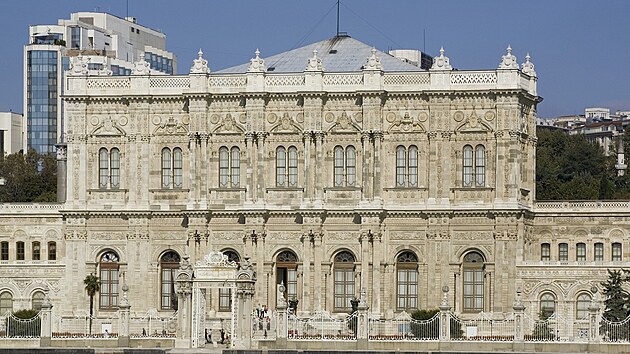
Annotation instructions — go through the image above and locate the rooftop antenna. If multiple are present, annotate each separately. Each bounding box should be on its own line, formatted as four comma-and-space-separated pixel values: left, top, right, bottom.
423, 29, 426, 53
336, 0, 340, 36
126, 0, 129, 19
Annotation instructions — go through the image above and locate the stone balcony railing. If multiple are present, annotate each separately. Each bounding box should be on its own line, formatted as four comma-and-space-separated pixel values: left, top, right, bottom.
0, 203, 63, 214
67, 68, 536, 97
534, 200, 630, 212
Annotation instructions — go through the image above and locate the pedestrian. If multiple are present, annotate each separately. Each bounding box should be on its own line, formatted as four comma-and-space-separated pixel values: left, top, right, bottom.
220, 329, 225, 344
142, 328, 146, 336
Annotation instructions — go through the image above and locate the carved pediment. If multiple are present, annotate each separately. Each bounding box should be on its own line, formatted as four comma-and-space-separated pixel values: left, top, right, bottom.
212, 113, 245, 134
270, 113, 301, 133
90, 115, 127, 136
328, 112, 360, 133
387, 112, 426, 133
456, 111, 493, 132
152, 115, 190, 136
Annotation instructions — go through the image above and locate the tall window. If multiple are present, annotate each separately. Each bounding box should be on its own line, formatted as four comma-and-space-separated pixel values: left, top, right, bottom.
160, 251, 180, 310
594, 243, 604, 261
541, 243, 550, 261
540, 292, 556, 318
32, 242, 41, 260
32, 291, 45, 311
463, 251, 484, 312
219, 146, 240, 187
161, 148, 183, 188
48, 241, 56, 261
276, 250, 298, 308
99, 251, 120, 309
99, 147, 120, 189
463, 145, 486, 187
0, 242, 7, 260
396, 146, 418, 187
333, 146, 356, 187
612, 243, 622, 261
558, 243, 568, 261
333, 251, 355, 312
276, 146, 298, 187
16, 241, 24, 261
576, 243, 586, 261
576, 293, 591, 320
396, 251, 418, 311
0, 292, 12, 314
220, 250, 240, 312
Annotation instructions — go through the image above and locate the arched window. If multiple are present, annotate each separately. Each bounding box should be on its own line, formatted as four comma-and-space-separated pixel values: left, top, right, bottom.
219, 146, 240, 188
576, 293, 591, 320
576, 243, 586, 261
462, 145, 485, 187
395, 146, 419, 187
161, 148, 183, 188
334, 251, 355, 312
333, 145, 356, 187
594, 243, 604, 261
99, 147, 121, 189
99, 251, 120, 309
540, 292, 556, 318
276, 146, 299, 187
0, 292, 12, 314
276, 250, 298, 308
396, 251, 418, 311
47, 241, 56, 261
160, 251, 180, 310
32, 241, 41, 260
559, 243, 568, 261
613, 243, 622, 261
541, 243, 550, 261
220, 250, 240, 312
0, 242, 7, 261
463, 251, 484, 312
32, 291, 45, 311
16, 241, 24, 261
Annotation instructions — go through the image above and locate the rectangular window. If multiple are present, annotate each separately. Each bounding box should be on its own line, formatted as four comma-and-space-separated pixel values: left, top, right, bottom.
16, 242, 24, 261
334, 268, 354, 312
541, 243, 550, 261
613, 243, 622, 261
0, 242, 7, 260
396, 268, 417, 311
219, 288, 232, 312
48, 242, 56, 260
594, 243, 604, 261
559, 243, 568, 261
100, 266, 119, 309
576, 243, 586, 262
32, 242, 41, 260
161, 267, 175, 310
463, 268, 484, 312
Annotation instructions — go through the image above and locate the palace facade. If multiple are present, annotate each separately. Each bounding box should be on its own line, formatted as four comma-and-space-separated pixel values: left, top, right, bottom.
0, 35, 627, 332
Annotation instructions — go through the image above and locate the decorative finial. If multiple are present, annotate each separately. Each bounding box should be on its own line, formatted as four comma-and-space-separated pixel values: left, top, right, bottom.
255, 48, 260, 59
132, 51, 150, 75
198, 48, 203, 59
430, 46, 452, 71
190, 48, 209, 74
305, 48, 324, 71
363, 47, 382, 71
521, 51, 536, 77
248, 49, 266, 72
498, 44, 519, 70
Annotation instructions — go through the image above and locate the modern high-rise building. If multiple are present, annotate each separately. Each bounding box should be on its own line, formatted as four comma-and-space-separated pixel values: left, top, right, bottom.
23, 12, 176, 154
0, 112, 24, 156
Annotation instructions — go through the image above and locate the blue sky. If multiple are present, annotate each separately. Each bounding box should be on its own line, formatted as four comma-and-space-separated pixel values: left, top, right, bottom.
1, 0, 629, 118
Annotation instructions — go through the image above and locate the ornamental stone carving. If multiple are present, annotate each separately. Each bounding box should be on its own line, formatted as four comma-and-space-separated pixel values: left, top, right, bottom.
305, 49, 324, 71
498, 45, 519, 70
363, 48, 383, 71
68, 56, 89, 76
521, 53, 536, 77
247, 49, 266, 73
190, 49, 210, 74
430, 47, 452, 71
132, 53, 151, 75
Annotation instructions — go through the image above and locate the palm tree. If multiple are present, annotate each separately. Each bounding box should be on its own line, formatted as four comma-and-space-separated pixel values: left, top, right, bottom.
83, 273, 100, 335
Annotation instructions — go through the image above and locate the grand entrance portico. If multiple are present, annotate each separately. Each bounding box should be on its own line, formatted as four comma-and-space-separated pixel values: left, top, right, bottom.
175, 251, 256, 348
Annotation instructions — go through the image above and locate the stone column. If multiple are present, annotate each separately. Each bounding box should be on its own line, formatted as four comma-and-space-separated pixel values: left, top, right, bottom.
255, 132, 268, 203
588, 287, 600, 343
175, 256, 194, 348
361, 131, 372, 201
314, 131, 325, 203
302, 131, 313, 200
39, 291, 53, 347
199, 132, 209, 207
356, 288, 369, 350
245, 132, 255, 203
276, 283, 288, 347
234, 257, 256, 349
117, 283, 131, 347
55, 142, 67, 203
372, 131, 383, 202
513, 288, 525, 342
187, 132, 198, 208
439, 286, 451, 342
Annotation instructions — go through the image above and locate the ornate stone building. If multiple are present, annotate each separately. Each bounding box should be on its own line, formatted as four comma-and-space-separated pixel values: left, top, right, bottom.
0, 35, 626, 333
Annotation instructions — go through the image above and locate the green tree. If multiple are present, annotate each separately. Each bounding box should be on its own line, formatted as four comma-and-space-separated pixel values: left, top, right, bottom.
84, 273, 100, 335
410, 309, 462, 339
600, 269, 630, 341
531, 310, 555, 340
0, 150, 57, 202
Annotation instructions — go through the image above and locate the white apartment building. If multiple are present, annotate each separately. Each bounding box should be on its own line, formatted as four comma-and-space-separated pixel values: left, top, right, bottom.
23, 12, 176, 154
0, 112, 23, 156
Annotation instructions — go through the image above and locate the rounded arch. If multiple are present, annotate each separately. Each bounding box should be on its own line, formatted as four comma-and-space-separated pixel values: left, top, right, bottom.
159, 250, 180, 263
31, 290, 46, 311
539, 291, 557, 317
527, 282, 567, 303
331, 248, 357, 263
220, 249, 241, 263
92, 247, 124, 263
273, 248, 300, 263
457, 248, 488, 263
396, 250, 419, 263
391, 244, 423, 263
0, 290, 14, 314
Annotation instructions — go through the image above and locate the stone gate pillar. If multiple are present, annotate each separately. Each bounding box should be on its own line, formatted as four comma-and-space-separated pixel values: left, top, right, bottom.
276, 283, 288, 347
235, 257, 256, 348
356, 288, 369, 350
117, 283, 131, 347
39, 291, 53, 347
588, 286, 600, 343
513, 288, 525, 342
175, 256, 194, 348
439, 286, 451, 342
